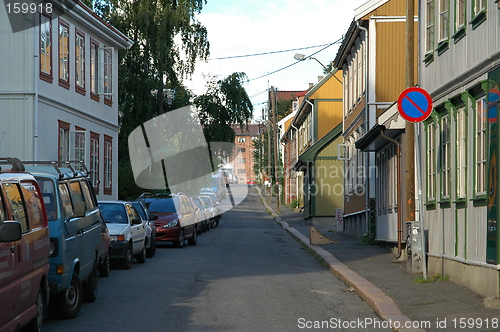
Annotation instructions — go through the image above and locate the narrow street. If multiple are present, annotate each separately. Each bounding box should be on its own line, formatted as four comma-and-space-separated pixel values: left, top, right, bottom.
42, 186, 386, 332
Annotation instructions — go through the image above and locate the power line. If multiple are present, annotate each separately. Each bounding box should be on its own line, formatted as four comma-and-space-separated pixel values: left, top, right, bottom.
207, 43, 333, 61
248, 37, 343, 82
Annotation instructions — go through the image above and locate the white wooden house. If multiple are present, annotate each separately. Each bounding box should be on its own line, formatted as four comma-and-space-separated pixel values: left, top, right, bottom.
0, 0, 132, 200
419, 0, 500, 297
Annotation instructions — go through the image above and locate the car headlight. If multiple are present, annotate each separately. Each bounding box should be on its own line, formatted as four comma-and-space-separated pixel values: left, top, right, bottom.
164, 219, 179, 228
110, 234, 125, 241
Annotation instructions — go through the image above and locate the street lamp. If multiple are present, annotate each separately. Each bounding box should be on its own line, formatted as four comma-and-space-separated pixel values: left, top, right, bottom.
294, 53, 331, 73
294, 53, 341, 83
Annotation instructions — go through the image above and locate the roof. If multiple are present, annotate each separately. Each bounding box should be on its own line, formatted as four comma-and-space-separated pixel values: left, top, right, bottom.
231, 124, 263, 136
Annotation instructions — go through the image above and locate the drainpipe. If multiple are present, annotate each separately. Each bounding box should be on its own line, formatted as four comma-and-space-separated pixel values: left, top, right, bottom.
356, 20, 371, 236
32, 14, 39, 161
379, 128, 403, 259
291, 122, 300, 206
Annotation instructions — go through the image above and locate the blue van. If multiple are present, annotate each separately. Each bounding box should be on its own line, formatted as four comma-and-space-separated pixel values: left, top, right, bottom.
25, 161, 102, 319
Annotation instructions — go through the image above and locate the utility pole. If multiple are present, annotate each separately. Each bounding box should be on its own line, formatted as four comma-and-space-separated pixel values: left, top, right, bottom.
405, 0, 415, 224
271, 86, 280, 213
267, 97, 272, 203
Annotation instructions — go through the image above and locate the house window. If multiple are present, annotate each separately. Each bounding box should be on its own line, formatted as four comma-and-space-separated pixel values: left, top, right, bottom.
475, 97, 487, 196
58, 120, 70, 161
90, 39, 99, 101
103, 48, 113, 105
456, 0, 465, 30
425, 0, 435, 53
357, 41, 364, 98
58, 19, 69, 89
438, 0, 449, 42
441, 114, 451, 199
238, 148, 246, 153
90, 132, 100, 193
40, 13, 52, 82
74, 129, 85, 170
456, 107, 467, 199
426, 122, 437, 201
237, 158, 246, 164
75, 29, 85, 94
237, 169, 245, 174
237, 137, 246, 143
104, 135, 112, 195
473, 0, 485, 17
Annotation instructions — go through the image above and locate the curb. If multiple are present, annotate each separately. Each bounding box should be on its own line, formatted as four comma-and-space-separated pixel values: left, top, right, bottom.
255, 187, 425, 332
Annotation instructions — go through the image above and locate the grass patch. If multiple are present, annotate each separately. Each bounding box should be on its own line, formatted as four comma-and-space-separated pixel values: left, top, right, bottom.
414, 274, 449, 283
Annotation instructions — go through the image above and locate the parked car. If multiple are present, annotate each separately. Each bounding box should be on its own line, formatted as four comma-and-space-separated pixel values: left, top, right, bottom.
98, 201, 148, 269
199, 190, 223, 221
26, 161, 102, 319
0, 158, 50, 332
98, 216, 111, 277
131, 200, 157, 258
199, 195, 218, 229
207, 176, 226, 201
139, 193, 198, 248
190, 196, 208, 233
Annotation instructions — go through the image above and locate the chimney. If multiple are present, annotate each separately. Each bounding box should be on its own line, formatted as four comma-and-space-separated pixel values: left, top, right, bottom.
318, 76, 324, 82
309, 83, 314, 89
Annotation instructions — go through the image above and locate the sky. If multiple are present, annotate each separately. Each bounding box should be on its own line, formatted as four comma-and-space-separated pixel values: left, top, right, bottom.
183, 0, 368, 122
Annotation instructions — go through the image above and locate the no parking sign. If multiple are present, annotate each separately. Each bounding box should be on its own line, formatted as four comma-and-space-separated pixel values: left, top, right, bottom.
397, 87, 433, 123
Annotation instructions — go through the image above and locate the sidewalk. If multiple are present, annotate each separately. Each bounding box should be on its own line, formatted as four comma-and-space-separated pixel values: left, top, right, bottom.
255, 187, 500, 332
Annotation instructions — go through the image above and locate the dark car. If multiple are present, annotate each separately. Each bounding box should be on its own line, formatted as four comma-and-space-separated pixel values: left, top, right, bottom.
140, 193, 198, 248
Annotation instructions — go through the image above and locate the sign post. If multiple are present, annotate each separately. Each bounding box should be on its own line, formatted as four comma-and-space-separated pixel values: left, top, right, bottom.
398, 87, 432, 277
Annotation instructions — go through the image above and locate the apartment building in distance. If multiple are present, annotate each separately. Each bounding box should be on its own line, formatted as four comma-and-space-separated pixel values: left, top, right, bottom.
231, 124, 262, 184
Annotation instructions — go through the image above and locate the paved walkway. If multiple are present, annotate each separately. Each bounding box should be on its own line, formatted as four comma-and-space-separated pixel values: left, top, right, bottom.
255, 187, 500, 332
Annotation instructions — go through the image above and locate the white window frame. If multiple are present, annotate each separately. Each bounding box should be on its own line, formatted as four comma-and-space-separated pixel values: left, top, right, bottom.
456, 107, 467, 199
455, 0, 465, 30
473, 0, 486, 17
426, 122, 436, 201
98, 47, 114, 96
425, 0, 435, 53
438, 0, 449, 42
441, 114, 451, 199
475, 97, 487, 196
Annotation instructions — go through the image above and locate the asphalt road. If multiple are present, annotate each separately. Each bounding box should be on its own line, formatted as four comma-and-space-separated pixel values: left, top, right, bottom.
43, 185, 386, 332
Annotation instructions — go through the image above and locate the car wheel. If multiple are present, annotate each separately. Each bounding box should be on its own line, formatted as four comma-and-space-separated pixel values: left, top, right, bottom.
22, 288, 43, 332
83, 263, 98, 303
188, 227, 198, 245
175, 230, 185, 248
136, 242, 146, 263
146, 237, 156, 258
121, 243, 133, 269
52, 272, 82, 319
98, 252, 110, 277
210, 218, 217, 229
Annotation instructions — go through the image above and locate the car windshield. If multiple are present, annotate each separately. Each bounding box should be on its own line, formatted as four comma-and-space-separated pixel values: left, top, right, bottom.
99, 204, 128, 223
145, 198, 178, 213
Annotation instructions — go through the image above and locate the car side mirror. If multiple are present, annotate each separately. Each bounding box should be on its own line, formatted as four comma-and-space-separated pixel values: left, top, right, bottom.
149, 214, 158, 221
0, 221, 22, 242
131, 218, 142, 225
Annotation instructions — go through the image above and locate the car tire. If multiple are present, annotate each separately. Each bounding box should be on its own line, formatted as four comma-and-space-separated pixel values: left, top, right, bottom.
188, 227, 198, 245
136, 242, 146, 263
98, 252, 110, 277
175, 230, 185, 248
146, 237, 156, 258
83, 263, 98, 303
22, 288, 43, 332
210, 218, 217, 229
52, 272, 82, 319
121, 243, 133, 269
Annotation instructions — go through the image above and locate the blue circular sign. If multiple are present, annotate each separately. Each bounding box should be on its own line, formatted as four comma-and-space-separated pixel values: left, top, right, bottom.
397, 87, 433, 123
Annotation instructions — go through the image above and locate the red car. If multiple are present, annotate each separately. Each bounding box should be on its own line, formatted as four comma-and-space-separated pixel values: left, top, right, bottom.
140, 193, 198, 248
